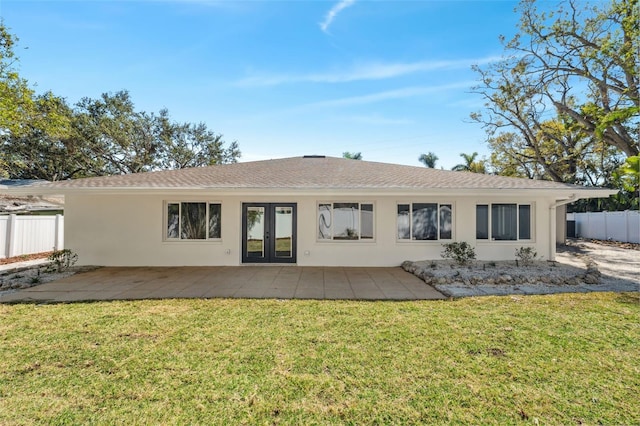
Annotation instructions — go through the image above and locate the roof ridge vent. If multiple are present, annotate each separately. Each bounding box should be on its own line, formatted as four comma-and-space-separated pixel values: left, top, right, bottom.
303, 155, 326, 158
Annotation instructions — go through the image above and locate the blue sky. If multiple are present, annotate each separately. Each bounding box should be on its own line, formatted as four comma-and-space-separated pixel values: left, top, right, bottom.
1, 0, 523, 169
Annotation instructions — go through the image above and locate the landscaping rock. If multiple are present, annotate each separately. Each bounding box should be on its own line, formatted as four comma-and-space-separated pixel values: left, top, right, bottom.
405, 240, 638, 298
583, 273, 600, 284
401, 260, 413, 272
0, 265, 101, 296
402, 253, 611, 296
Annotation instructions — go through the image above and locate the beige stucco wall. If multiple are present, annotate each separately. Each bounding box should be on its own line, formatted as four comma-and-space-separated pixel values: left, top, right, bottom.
64, 192, 557, 267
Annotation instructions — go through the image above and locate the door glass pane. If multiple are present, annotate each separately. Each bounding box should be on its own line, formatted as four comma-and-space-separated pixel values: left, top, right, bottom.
318, 204, 332, 240
246, 207, 265, 258
492, 204, 517, 240
167, 203, 179, 239
208, 203, 221, 239
333, 203, 359, 240
412, 203, 437, 240
274, 206, 293, 258
181, 202, 206, 239
476, 205, 488, 239
519, 205, 531, 239
397, 204, 410, 239
439, 204, 452, 239
361, 204, 374, 239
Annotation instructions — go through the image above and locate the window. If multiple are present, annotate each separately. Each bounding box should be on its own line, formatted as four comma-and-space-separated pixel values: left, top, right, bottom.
476, 205, 489, 239
518, 205, 531, 240
166, 202, 221, 240
476, 203, 531, 241
397, 203, 452, 241
492, 204, 517, 240
318, 202, 374, 240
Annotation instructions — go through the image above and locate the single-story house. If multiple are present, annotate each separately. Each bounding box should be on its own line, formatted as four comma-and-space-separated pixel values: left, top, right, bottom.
0, 180, 64, 215
1, 156, 616, 267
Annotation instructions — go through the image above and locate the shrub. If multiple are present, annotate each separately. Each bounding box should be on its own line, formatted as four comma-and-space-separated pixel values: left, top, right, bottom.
441, 242, 476, 265
47, 249, 78, 273
515, 247, 538, 267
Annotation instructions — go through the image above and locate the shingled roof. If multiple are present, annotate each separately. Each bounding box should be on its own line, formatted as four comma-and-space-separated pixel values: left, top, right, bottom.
0, 156, 616, 197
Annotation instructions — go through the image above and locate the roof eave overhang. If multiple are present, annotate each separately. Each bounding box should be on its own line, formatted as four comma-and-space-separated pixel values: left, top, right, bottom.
0, 187, 64, 197
1, 185, 619, 199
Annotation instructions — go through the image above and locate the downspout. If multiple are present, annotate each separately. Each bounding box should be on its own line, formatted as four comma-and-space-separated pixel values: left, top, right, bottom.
548, 194, 579, 260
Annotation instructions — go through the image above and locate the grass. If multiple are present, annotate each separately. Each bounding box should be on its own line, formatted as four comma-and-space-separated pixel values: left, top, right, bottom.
1, 293, 638, 424
247, 237, 292, 255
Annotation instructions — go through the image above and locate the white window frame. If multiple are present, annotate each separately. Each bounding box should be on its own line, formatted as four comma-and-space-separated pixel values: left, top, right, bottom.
317, 201, 375, 242
396, 202, 454, 242
476, 203, 534, 242
164, 201, 222, 241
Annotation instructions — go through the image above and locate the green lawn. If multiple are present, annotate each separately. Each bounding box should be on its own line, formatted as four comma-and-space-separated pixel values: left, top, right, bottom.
1, 293, 638, 424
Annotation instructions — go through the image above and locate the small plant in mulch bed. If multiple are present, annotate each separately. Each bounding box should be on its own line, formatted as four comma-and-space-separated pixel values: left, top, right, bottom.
441, 242, 476, 266
515, 247, 538, 267
47, 249, 78, 273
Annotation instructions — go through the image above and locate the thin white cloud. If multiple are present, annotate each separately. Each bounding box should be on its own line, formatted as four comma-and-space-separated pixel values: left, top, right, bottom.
320, 0, 356, 33
338, 114, 413, 125
236, 56, 501, 87
302, 81, 475, 109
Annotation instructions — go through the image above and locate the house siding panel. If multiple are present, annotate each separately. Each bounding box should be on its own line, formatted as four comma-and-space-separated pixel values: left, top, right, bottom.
65, 193, 556, 267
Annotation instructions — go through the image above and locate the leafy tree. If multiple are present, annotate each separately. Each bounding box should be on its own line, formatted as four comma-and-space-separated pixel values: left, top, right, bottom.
1, 24, 241, 180
569, 154, 639, 212
473, 0, 639, 183
0, 23, 79, 179
612, 155, 639, 209
0, 22, 34, 141
72, 91, 241, 176
618, 155, 640, 189
342, 151, 362, 160
487, 132, 543, 179
487, 116, 625, 185
418, 152, 438, 168
452, 152, 487, 173
3, 89, 241, 180
1, 92, 77, 180
71, 91, 164, 176
160, 121, 240, 169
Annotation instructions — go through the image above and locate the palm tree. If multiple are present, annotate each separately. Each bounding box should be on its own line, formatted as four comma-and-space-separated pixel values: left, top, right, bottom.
452, 152, 487, 173
342, 152, 362, 160
418, 152, 438, 168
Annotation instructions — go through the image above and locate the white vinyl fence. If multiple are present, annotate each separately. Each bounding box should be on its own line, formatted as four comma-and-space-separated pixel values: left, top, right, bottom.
0, 214, 64, 259
567, 210, 640, 244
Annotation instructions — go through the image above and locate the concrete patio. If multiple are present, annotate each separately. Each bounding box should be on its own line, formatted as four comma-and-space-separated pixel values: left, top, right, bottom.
0, 266, 447, 303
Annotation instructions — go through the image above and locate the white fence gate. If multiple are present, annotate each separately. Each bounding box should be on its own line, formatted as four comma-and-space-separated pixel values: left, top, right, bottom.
567, 211, 640, 244
0, 214, 64, 259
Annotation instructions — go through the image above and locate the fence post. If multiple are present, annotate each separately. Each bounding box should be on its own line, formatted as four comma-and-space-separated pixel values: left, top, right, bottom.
7, 214, 17, 258
54, 214, 63, 251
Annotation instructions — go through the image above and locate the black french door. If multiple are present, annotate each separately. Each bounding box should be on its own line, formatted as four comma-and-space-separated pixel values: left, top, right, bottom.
242, 203, 297, 263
